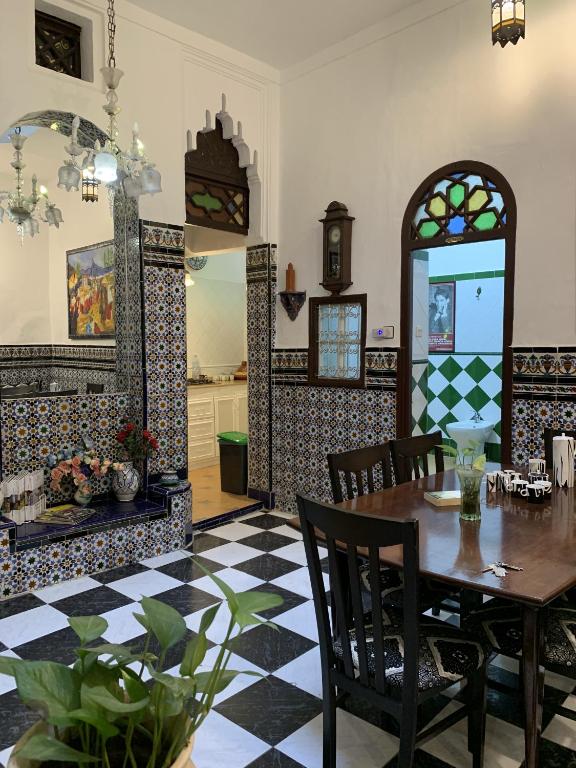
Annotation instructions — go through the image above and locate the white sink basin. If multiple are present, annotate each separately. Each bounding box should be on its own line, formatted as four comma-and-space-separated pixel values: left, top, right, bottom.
446, 420, 495, 456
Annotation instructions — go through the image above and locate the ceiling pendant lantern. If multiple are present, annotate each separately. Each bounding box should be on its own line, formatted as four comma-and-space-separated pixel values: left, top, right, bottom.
57, 0, 161, 198
492, 0, 525, 47
81, 169, 99, 203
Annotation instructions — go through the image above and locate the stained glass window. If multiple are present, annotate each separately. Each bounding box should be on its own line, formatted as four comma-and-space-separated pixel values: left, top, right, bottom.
35, 11, 82, 80
410, 172, 507, 241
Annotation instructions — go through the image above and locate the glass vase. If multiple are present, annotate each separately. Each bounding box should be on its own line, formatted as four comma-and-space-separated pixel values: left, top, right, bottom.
74, 487, 93, 507
456, 466, 484, 522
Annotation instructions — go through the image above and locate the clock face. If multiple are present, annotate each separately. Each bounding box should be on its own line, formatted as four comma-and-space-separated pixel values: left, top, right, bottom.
328, 225, 341, 245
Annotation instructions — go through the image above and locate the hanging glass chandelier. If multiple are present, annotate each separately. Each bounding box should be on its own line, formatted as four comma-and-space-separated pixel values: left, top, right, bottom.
57, 0, 161, 198
492, 0, 525, 47
0, 128, 63, 239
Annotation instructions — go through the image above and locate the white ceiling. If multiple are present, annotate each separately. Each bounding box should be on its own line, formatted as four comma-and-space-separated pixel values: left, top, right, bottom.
129, 0, 425, 70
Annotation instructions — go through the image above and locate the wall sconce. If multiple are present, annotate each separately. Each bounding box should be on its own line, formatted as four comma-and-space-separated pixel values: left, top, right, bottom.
492, 0, 525, 47
279, 262, 306, 321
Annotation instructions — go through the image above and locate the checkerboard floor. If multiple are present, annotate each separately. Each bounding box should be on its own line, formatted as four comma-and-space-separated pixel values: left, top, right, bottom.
1, 510, 575, 767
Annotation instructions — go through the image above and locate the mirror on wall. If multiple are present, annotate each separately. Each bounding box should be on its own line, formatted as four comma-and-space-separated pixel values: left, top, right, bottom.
0, 123, 121, 398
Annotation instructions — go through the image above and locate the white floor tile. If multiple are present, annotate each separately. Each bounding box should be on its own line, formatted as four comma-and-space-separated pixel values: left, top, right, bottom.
107, 570, 183, 601
191, 567, 264, 598
270, 567, 329, 600
100, 602, 145, 644
193, 710, 269, 768
272, 541, 308, 567
204, 543, 267, 568
208, 522, 261, 541
274, 601, 319, 642
33, 576, 102, 604
543, 694, 576, 748
0, 746, 13, 767
0, 649, 19, 695
272, 523, 303, 541
277, 709, 399, 768
275, 647, 323, 699
0, 605, 69, 648
140, 550, 189, 569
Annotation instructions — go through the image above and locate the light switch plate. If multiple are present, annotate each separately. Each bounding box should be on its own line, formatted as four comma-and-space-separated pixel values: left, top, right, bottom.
371, 326, 394, 340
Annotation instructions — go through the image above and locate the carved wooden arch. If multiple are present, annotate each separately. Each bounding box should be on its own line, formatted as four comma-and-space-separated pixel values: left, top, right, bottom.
398, 160, 517, 463
185, 115, 250, 236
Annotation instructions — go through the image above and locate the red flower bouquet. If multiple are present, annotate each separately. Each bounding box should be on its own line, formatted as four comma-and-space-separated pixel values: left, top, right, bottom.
116, 421, 159, 462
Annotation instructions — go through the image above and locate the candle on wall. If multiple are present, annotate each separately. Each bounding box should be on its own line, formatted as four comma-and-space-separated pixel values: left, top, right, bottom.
286, 262, 296, 292
553, 433, 575, 488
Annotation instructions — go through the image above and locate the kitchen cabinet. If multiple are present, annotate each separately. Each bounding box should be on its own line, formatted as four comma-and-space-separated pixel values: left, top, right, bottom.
187, 383, 248, 469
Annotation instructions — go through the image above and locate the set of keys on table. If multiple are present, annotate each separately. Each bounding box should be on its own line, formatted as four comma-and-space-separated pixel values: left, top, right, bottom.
482, 562, 524, 578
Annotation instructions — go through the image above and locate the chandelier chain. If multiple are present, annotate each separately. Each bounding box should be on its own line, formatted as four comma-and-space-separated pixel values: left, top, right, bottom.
107, 0, 116, 69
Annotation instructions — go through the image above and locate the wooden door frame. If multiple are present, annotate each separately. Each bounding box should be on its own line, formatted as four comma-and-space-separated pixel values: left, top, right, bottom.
398, 160, 517, 463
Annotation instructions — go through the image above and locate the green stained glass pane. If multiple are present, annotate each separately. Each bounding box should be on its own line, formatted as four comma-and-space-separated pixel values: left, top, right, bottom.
448, 183, 466, 209
418, 220, 441, 239
191, 192, 223, 213
468, 189, 489, 212
428, 195, 446, 217
473, 211, 498, 231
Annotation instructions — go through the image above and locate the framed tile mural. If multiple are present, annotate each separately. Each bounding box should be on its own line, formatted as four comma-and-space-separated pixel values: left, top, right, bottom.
67, 240, 115, 339
429, 280, 455, 353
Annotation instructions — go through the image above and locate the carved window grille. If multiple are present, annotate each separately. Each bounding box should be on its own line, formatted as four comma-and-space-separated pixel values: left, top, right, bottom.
185, 118, 249, 236
35, 10, 82, 79
309, 295, 367, 388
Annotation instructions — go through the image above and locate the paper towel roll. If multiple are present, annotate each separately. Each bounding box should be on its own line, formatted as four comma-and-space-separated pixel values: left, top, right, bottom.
553, 433, 575, 488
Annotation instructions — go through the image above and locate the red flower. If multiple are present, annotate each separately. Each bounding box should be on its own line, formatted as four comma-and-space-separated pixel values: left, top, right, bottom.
126, 423, 135, 433
143, 430, 151, 439
150, 438, 159, 451
117, 430, 128, 443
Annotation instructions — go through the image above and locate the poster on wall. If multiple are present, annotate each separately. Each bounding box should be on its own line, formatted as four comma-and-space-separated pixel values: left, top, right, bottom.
429, 281, 455, 353
67, 241, 115, 339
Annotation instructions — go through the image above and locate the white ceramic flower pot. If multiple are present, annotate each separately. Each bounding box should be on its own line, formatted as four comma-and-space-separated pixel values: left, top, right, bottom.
112, 461, 140, 502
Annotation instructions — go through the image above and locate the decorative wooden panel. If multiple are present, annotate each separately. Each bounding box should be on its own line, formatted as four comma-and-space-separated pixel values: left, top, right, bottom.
35, 11, 82, 79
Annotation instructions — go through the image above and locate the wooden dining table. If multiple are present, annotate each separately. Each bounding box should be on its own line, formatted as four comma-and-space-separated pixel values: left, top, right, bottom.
289, 468, 576, 768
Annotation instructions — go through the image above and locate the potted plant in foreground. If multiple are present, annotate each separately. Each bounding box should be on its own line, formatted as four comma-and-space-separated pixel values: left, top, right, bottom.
0, 566, 282, 768
443, 442, 486, 522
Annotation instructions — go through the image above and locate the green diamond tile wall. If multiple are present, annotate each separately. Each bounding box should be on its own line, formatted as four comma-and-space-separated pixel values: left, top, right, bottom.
427, 353, 502, 460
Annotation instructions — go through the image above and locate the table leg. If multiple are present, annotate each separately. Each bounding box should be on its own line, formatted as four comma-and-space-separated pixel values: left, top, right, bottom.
522, 606, 545, 768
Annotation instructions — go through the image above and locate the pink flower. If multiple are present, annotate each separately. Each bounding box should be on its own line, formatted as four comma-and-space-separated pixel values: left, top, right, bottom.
71, 456, 81, 468
50, 480, 60, 491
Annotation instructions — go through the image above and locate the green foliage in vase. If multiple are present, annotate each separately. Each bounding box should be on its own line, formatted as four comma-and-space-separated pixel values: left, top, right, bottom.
0, 563, 283, 768
442, 441, 486, 472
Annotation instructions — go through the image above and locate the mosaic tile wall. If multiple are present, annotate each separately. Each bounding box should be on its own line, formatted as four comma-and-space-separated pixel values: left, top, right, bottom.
271, 348, 397, 514
246, 244, 277, 505
512, 347, 576, 465
140, 221, 188, 478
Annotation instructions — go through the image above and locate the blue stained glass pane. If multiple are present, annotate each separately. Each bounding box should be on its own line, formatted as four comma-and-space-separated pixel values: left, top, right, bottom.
447, 215, 466, 234
433, 179, 451, 195
414, 203, 427, 225
452, 173, 467, 180
463, 174, 483, 189
502, 213, 507, 224
491, 192, 504, 212
487, 181, 496, 189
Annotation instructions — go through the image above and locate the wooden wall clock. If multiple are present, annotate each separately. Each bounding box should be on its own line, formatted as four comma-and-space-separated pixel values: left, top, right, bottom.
319, 201, 355, 295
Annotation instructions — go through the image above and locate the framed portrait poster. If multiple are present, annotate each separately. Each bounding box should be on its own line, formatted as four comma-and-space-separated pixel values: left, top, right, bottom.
67, 240, 115, 339
429, 281, 455, 353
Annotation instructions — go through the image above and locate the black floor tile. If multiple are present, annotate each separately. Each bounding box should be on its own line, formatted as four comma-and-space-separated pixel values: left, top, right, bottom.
0, 688, 39, 750
239, 531, 298, 553
243, 583, 307, 620
0, 593, 44, 620
157, 554, 225, 583
234, 553, 302, 582
130, 628, 213, 674
192, 533, 229, 554
215, 675, 322, 746
152, 584, 220, 617
539, 738, 576, 767
92, 563, 149, 585
384, 749, 456, 767
229, 623, 316, 673
13, 625, 103, 666
51, 586, 133, 617
245, 748, 306, 768
243, 514, 289, 531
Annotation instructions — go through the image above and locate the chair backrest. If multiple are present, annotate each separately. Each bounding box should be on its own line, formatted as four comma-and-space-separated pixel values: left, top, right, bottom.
87, 383, 105, 394
327, 444, 393, 503
297, 494, 420, 699
543, 427, 576, 472
390, 432, 445, 485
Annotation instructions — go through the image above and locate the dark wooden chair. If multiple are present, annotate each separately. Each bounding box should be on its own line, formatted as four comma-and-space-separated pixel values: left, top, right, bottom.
543, 427, 576, 473
298, 494, 488, 768
390, 432, 445, 485
328, 443, 393, 503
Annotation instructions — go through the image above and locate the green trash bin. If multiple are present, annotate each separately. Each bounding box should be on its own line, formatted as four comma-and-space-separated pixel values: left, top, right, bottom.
217, 432, 248, 495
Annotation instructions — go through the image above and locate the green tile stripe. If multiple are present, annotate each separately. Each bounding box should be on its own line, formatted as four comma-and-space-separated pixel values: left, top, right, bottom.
429, 270, 505, 283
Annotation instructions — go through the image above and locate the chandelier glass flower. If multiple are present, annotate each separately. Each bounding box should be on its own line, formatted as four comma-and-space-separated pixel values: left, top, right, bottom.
0, 128, 63, 239
57, 0, 161, 198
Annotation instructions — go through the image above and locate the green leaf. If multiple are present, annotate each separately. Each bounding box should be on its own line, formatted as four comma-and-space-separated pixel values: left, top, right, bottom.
69, 616, 108, 645
15, 662, 80, 720
441, 444, 458, 457
193, 560, 238, 611
86, 643, 156, 665
81, 660, 122, 689
199, 603, 220, 635
194, 669, 263, 695
14, 734, 99, 763
180, 633, 208, 677
473, 454, 487, 472
121, 668, 150, 702
0, 655, 23, 678
65, 708, 120, 740
81, 684, 150, 715
136, 597, 187, 652
232, 591, 284, 630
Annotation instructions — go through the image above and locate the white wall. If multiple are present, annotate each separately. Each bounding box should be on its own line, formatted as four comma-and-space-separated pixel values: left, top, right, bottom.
0, 0, 279, 249
277, 0, 576, 348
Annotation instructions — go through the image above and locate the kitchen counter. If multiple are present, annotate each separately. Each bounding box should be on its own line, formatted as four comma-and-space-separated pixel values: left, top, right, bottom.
187, 380, 247, 391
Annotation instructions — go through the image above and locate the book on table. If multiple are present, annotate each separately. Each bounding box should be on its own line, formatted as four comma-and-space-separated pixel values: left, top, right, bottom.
424, 490, 462, 507
35, 504, 97, 525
